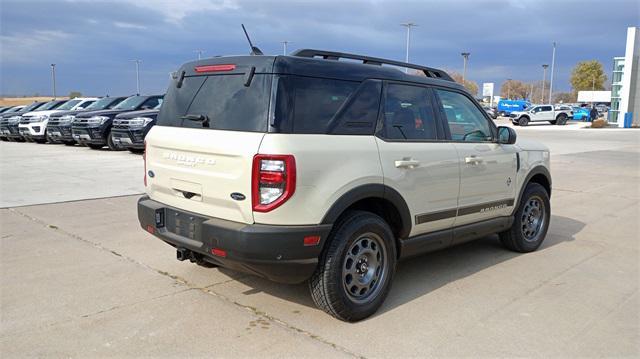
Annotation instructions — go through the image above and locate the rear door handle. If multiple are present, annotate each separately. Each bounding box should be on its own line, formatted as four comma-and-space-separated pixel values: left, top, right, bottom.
465, 156, 484, 165
395, 158, 420, 169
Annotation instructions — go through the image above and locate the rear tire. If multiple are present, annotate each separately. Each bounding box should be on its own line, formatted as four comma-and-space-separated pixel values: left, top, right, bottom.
518, 117, 529, 126
549, 120, 557, 125
499, 183, 550, 253
128, 148, 145, 154
309, 211, 397, 322
556, 113, 568, 125
88, 144, 103, 150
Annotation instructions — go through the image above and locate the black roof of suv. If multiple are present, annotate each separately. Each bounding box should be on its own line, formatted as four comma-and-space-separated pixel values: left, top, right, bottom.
158, 49, 465, 136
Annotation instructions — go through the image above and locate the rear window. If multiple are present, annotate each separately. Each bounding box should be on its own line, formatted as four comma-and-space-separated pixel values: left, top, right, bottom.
157, 74, 271, 132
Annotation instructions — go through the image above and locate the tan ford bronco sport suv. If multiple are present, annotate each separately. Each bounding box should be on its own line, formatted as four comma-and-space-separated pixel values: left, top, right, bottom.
138, 49, 552, 321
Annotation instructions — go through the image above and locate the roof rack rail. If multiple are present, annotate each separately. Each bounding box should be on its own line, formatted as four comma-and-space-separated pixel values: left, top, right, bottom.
290, 49, 454, 82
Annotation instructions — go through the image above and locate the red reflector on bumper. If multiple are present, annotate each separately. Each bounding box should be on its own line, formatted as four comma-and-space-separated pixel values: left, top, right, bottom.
211, 248, 227, 257
303, 235, 321, 246
146, 225, 155, 234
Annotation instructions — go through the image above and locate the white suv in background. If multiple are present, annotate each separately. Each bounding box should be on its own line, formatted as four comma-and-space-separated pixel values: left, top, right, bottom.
18, 97, 98, 143
138, 50, 552, 322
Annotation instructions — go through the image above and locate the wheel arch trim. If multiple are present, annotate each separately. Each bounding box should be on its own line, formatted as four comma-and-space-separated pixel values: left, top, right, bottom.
320, 183, 412, 239
513, 165, 552, 214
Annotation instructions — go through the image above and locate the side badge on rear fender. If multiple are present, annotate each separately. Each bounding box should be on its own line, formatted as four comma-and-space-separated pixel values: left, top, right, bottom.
230, 192, 246, 201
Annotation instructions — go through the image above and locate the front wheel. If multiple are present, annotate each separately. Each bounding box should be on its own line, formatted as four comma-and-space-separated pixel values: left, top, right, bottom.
107, 130, 124, 151
309, 211, 397, 322
499, 183, 550, 252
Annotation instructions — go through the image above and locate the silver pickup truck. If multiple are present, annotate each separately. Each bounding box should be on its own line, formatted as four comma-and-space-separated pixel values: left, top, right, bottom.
509, 104, 572, 126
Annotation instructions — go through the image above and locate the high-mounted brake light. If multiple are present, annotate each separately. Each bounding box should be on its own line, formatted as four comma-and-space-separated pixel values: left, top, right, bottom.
194, 64, 236, 73
252, 154, 296, 212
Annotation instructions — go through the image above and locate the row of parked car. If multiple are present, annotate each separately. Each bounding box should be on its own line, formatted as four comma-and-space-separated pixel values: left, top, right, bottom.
0, 94, 163, 152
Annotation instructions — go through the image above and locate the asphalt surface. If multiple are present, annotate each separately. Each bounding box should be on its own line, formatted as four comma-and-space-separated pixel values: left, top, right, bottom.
1, 123, 639, 357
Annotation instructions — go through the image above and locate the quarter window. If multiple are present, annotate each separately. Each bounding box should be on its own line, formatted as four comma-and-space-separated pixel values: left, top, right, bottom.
380, 83, 437, 140
435, 89, 493, 142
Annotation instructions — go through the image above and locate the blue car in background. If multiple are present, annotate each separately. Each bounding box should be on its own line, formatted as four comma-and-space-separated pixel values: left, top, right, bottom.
572, 106, 589, 121
497, 100, 531, 116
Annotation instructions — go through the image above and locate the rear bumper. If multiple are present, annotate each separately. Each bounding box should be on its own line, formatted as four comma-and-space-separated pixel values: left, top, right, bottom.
137, 196, 333, 284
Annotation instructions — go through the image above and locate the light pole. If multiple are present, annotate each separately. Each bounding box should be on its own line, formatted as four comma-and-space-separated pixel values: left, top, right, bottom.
131, 59, 142, 95
195, 50, 204, 60
50, 64, 57, 99
461, 52, 470, 83
541, 64, 549, 103
506, 78, 512, 99
530, 83, 534, 101
401, 22, 417, 73
549, 42, 556, 104
280, 41, 290, 55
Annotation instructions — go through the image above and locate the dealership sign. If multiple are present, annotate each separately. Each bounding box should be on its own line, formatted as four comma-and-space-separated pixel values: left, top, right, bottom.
482, 83, 494, 97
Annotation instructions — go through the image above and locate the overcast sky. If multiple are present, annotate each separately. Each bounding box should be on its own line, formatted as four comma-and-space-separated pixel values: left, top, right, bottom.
1, 0, 637, 97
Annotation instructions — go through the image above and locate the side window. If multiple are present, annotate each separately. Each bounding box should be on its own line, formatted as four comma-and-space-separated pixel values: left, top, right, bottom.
275, 76, 359, 134
79, 101, 95, 109
381, 83, 438, 140
540, 106, 552, 112
142, 97, 162, 109
435, 89, 493, 142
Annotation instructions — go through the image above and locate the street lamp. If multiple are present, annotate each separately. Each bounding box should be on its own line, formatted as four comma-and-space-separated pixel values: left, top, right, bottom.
50, 64, 57, 99
195, 50, 204, 60
401, 22, 417, 73
549, 42, 556, 104
461, 52, 470, 83
131, 59, 142, 95
280, 41, 291, 55
541, 64, 549, 103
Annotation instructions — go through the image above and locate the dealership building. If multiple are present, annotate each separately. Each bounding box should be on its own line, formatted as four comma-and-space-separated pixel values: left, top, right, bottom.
610, 27, 639, 127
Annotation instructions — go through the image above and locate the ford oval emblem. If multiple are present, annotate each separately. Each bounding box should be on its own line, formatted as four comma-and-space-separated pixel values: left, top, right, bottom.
148, 170, 155, 178
230, 192, 246, 201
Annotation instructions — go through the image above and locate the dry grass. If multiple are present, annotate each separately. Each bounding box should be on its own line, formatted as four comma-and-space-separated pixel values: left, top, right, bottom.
0, 97, 69, 107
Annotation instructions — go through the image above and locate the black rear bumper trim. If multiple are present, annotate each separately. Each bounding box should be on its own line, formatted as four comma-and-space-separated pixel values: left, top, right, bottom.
137, 196, 333, 283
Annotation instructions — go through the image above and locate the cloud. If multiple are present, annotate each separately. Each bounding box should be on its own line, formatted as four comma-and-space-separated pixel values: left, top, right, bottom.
106, 0, 239, 24
1, 30, 72, 64
114, 21, 147, 30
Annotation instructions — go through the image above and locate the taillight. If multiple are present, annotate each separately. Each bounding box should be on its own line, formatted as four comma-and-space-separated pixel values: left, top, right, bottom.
143, 140, 147, 187
252, 154, 296, 212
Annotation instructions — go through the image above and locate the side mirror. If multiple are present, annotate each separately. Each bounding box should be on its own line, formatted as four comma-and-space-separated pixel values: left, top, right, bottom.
498, 126, 517, 144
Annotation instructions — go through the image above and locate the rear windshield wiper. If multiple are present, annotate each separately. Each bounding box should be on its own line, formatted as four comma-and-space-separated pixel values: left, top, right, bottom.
181, 114, 210, 128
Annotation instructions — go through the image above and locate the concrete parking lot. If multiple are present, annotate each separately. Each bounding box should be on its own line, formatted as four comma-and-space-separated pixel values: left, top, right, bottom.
1, 125, 639, 357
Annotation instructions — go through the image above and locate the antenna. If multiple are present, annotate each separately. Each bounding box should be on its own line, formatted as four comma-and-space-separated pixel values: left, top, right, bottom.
241, 24, 264, 56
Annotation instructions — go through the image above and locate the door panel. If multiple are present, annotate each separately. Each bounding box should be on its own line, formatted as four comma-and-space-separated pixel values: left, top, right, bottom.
376, 140, 460, 236
376, 83, 460, 237
453, 143, 517, 225
433, 88, 517, 226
